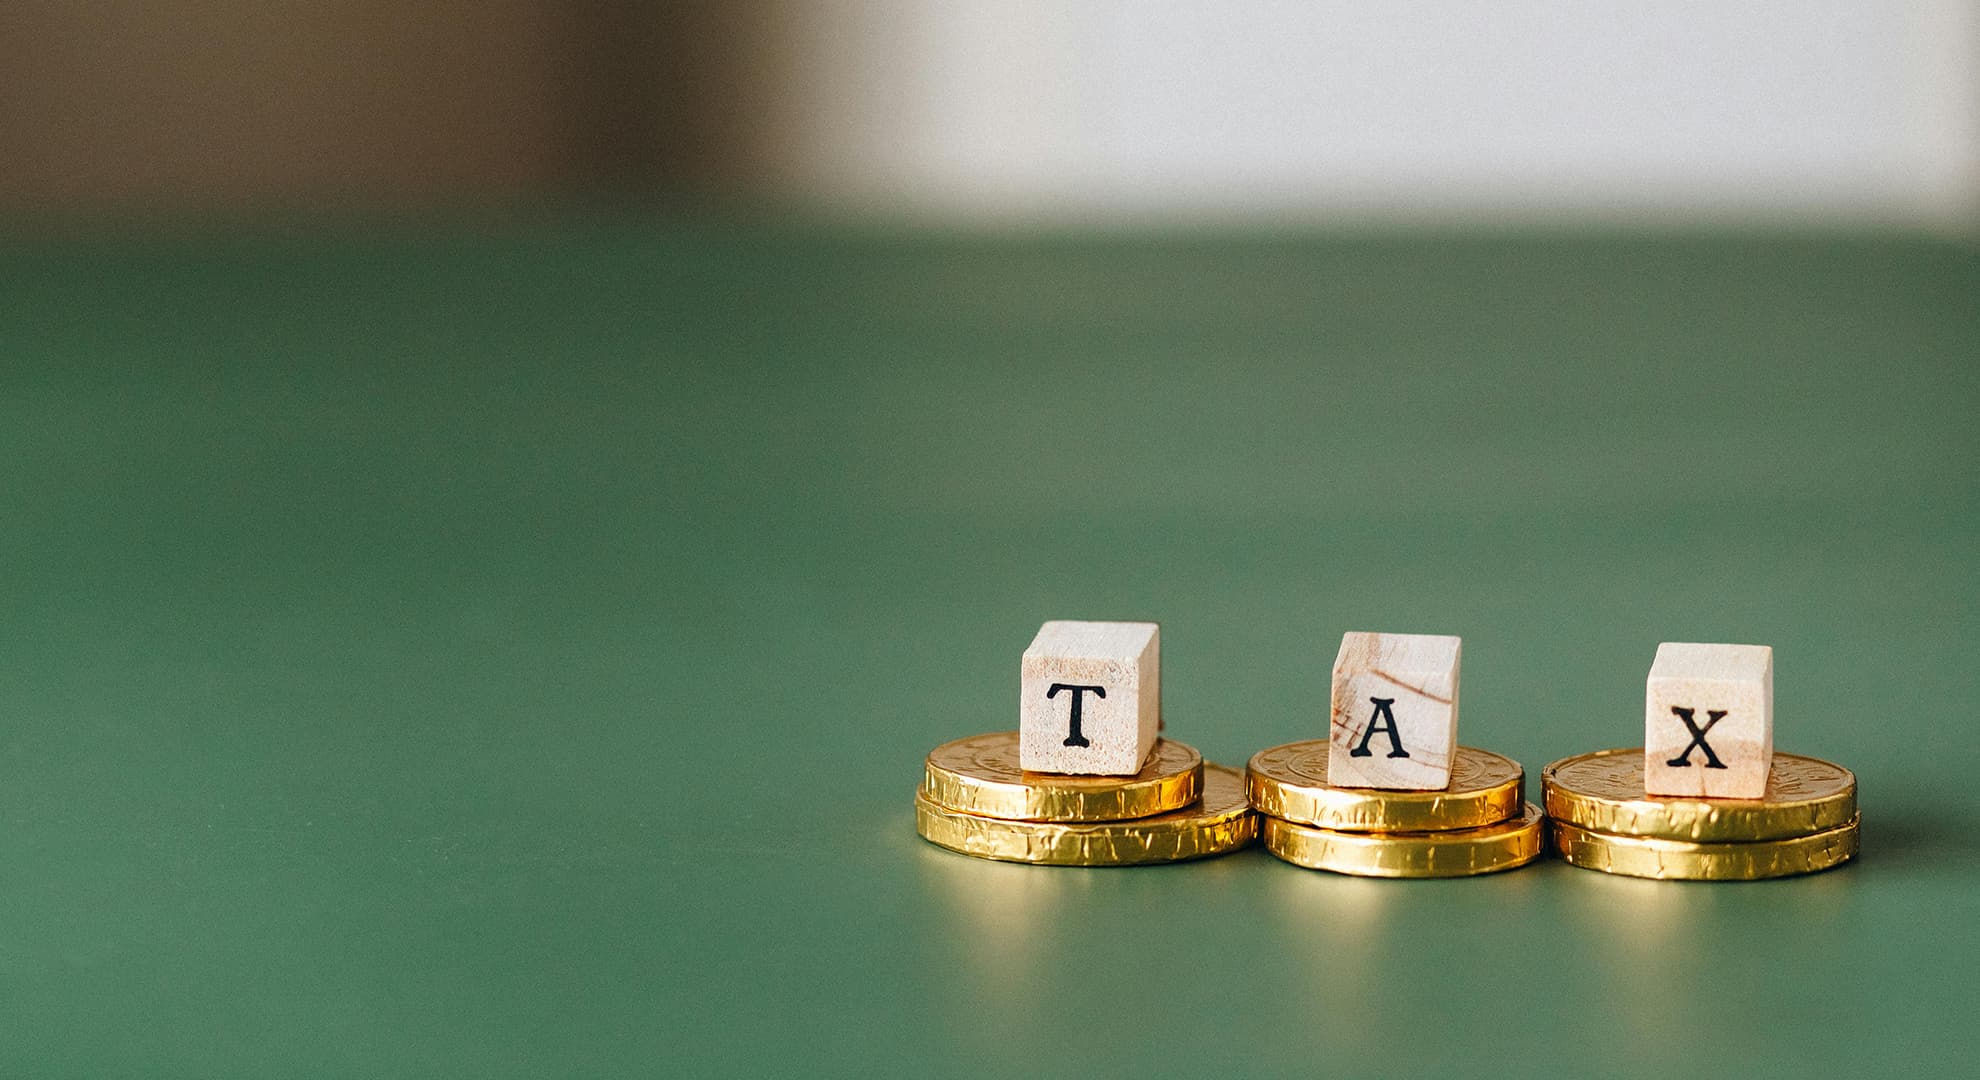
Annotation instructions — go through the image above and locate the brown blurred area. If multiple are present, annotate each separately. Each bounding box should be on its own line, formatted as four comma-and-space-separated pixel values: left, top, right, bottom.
4, 5, 1973, 226
0, 2, 785, 209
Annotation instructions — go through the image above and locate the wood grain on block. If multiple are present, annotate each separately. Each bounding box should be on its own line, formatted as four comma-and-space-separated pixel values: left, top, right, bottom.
1328, 632, 1460, 790
1644, 642, 1773, 798
1019, 621, 1160, 775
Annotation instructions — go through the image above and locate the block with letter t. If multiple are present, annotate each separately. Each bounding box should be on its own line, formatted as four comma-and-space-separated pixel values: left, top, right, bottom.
1019, 620, 1160, 775
1644, 642, 1773, 798
1328, 631, 1461, 790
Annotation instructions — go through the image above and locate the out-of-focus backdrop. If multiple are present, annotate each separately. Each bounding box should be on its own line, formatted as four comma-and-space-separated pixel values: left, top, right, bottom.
5, 1, 1977, 227
7, 7, 1980, 1078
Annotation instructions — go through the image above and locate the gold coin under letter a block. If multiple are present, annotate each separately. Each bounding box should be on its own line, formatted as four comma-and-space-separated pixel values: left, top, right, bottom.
1019, 621, 1160, 775
1644, 642, 1773, 798
1328, 632, 1460, 790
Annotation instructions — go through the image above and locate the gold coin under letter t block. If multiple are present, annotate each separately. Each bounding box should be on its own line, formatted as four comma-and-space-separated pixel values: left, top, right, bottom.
1328, 632, 1460, 790
1019, 620, 1160, 775
1644, 642, 1772, 799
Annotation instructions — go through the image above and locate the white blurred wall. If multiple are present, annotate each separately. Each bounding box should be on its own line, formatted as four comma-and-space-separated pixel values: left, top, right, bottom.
774, 1, 1980, 227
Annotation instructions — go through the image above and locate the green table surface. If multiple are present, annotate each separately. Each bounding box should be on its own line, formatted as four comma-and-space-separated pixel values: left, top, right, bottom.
3, 215, 1977, 1076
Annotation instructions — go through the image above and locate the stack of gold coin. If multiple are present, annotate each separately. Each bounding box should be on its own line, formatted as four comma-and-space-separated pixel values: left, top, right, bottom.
913, 731, 1257, 866
1245, 741, 1544, 877
1544, 749, 1858, 880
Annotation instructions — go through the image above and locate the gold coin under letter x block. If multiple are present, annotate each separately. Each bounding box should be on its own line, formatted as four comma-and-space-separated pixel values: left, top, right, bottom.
1551, 817, 1858, 881
1544, 748, 1854, 842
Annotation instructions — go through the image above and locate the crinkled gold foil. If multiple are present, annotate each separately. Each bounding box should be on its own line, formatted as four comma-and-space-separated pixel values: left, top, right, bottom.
1260, 802, 1545, 878
1246, 741, 1524, 831
1543, 748, 1856, 842
1551, 817, 1859, 880
922, 731, 1201, 822
914, 764, 1256, 866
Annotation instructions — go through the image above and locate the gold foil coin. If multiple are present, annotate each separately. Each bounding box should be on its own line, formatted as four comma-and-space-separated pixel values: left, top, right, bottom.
1246, 740, 1524, 831
1543, 748, 1857, 842
922, 731, 1202, 822
914, 763, 1257, 866
1551, 816, 1860, 881
1260, 802, 1546, 878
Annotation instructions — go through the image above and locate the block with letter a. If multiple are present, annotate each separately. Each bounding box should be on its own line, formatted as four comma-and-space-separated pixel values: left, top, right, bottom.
1019, 620, 1160, 775
1328, 632, 1460, 790
1644, 642, 1773, 798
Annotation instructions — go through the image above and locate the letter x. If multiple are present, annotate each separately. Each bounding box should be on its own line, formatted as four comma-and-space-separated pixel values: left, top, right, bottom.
1666, 707, 1729, 769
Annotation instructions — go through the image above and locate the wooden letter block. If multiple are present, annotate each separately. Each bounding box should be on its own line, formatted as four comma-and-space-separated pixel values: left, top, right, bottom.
1644, 642, 1773, 798
1019, 621, 1160, 775
1328, 632, 1460, 790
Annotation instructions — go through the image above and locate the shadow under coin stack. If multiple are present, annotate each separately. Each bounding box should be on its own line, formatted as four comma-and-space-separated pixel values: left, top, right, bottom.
1248, 631, 1545, 878
913, 621, 1257, 866
1546, 642, 1860, 881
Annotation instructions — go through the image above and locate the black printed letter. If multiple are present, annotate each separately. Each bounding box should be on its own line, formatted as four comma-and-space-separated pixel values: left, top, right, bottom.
1665, 707, 1729, 769
1350, 697, 1410, 758
1047, 683, 1106, 748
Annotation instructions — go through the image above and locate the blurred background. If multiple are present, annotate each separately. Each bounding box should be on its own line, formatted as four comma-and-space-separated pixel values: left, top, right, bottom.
5, 1, 1976, 229
6, 7, 1980, 1075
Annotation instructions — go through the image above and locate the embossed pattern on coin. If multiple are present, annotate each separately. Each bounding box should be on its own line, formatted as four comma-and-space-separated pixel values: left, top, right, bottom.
1260, 802, 1545, 877
1544, 748, 1856, 841
1247, 741, 1523, 831
923, 731, 1202, 822
1551, 816, 1859, 880
915, 764, 1257, 866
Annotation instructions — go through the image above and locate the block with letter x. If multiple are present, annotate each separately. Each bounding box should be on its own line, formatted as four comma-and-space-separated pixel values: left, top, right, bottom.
1644, 642, 1773, 798
1328, 631, 1461, 790
1019, 620, 1160, 775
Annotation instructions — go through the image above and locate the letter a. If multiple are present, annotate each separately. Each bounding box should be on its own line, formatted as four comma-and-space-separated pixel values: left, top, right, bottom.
1350, 697, 1410, 758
